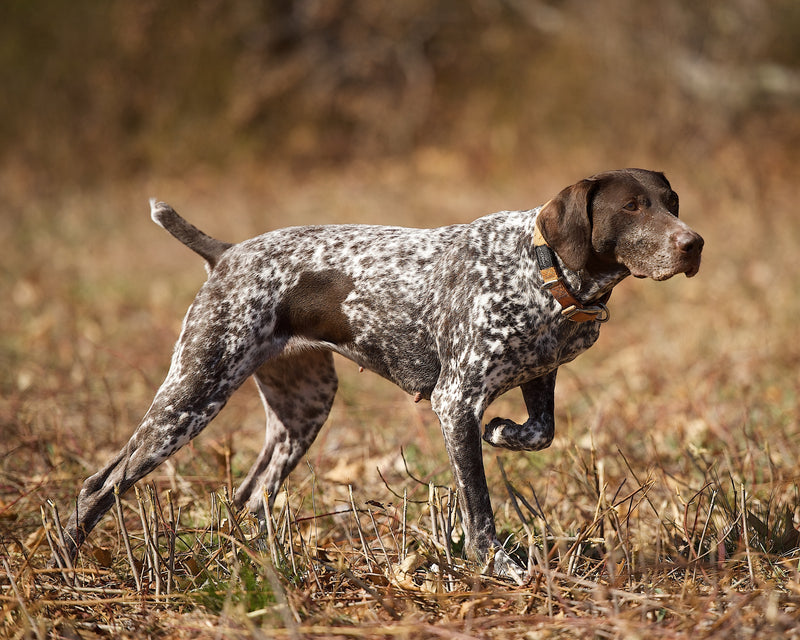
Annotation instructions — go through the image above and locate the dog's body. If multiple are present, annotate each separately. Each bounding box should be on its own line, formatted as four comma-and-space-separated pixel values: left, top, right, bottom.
57, 169, 702, 581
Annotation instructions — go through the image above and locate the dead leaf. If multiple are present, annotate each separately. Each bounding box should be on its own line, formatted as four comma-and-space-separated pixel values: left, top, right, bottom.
93, 547, 113, 567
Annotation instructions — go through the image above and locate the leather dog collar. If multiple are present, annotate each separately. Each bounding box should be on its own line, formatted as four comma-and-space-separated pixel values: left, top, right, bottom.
533, 220, 610, 323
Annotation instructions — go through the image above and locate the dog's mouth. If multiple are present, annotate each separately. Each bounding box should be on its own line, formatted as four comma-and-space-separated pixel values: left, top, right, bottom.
628, 257, 702, 281
684, 260, 701, 278
675, 254, 702, 279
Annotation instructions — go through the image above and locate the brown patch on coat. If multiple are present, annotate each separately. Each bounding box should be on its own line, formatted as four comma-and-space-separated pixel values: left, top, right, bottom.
275, 269, 355, 344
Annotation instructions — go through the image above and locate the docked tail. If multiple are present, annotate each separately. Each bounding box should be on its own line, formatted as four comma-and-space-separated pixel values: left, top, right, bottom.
149, 199, 233, 270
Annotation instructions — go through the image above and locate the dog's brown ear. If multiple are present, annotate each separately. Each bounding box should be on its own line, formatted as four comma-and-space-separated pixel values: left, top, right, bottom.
537, 178, 596, 271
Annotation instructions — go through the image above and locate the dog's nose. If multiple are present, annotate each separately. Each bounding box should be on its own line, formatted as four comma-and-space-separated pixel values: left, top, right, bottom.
675, 231, 704, 255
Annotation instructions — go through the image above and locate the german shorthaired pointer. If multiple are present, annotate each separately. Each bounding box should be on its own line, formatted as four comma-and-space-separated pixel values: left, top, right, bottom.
55, 169, 702, 581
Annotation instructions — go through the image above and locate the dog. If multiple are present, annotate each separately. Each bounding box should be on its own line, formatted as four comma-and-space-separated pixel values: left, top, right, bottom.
54, 169, 703, 581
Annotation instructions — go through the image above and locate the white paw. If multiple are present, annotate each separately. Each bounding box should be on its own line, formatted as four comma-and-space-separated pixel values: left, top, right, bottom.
484, 546, 527, 585
483, 418, 531, 451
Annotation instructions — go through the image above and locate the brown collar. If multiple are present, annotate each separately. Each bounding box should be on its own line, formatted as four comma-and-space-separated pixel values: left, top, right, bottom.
533, 221, 610, 323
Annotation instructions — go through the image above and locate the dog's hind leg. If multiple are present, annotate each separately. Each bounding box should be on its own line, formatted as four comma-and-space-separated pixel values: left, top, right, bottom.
233, 349, 338, 519
57, 282, 281, 564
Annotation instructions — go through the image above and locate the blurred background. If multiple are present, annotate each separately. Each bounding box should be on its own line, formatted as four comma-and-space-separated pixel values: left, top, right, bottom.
2, 0, 799, 189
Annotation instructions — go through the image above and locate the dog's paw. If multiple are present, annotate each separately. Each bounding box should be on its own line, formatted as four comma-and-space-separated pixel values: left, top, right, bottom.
483, 418, 533, 451
483, 417, 515, 448
483, 546, 527, 585
483, 417, 553, 452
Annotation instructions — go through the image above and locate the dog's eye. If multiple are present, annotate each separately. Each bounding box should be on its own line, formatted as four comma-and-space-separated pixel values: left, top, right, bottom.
623, 201, 638, 212
666, 193, 679, 214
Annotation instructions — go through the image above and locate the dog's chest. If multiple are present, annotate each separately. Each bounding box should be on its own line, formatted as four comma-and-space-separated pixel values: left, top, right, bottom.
474, 303, 601, 396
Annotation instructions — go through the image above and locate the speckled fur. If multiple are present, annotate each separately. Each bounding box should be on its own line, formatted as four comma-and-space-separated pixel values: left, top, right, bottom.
58, 169, 703, 581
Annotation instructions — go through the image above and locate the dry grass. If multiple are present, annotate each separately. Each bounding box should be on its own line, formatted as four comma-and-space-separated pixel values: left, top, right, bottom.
2, 153, 800, 639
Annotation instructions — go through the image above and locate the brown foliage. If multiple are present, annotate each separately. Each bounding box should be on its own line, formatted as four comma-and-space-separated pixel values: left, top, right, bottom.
2, 1, 800, 181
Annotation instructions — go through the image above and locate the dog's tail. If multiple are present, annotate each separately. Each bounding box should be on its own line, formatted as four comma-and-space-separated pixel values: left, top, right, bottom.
150, 199, 233, 269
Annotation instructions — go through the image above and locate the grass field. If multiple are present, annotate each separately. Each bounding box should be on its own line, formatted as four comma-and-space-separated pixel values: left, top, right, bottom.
2, 155, 800, 639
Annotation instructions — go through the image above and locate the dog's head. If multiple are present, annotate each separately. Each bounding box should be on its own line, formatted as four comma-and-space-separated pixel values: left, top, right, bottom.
537, 169, 703, 281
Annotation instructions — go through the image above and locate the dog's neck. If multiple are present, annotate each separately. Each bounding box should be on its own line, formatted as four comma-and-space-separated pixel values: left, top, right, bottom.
531, 216, 628, 323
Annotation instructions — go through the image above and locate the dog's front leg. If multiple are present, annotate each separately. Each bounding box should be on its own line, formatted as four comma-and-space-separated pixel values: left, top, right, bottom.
483, 370, 557, 451
431, 385, 525, 584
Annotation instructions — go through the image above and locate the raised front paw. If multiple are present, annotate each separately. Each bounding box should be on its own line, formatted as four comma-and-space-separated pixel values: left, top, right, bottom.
482, 416, 554, 451
483, 418, 523, 450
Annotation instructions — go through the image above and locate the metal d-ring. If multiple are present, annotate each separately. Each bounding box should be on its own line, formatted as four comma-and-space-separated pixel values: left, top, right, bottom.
588, 302, 610, 323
